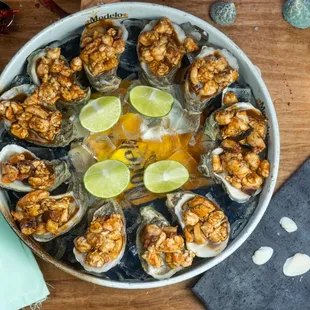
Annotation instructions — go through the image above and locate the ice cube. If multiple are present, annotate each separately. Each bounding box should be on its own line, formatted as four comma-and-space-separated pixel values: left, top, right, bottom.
68, 145, 96, 173
83, 133, 117, 162
164, 99, 200, 134
113, 113, 144, 140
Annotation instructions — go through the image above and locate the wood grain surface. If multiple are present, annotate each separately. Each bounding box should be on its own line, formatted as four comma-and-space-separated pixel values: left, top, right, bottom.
0, 0, 309, 309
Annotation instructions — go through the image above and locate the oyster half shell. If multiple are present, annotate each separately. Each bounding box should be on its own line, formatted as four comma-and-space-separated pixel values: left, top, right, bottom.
184, 46, 239, 113
137, 19, 188, 92
136, 206, 185, 280
73, 199, 126, 273
27, 46, 91, 112
166, 191, 230, 257
14, 179, 90, 242
0, 84, 82, 147
204, 102, 266, 142
0, 144, 71, 192
80, 19, 129, 93
199, 147, 262, 203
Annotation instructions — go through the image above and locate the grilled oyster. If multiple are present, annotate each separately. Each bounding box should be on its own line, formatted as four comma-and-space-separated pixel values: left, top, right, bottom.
0, 144, 70, 192
80, 19, 128, 93
184, 46, 239, 113
27, 46, 91, 112
199, 147, 270, 203
73, 199, 126, 273
166, 191, 230, 257
137, 17, 199, 91
11, 179, 90, 242
0, 84, 87, 147
136, 206, 195, 279
204, 102, 267, 153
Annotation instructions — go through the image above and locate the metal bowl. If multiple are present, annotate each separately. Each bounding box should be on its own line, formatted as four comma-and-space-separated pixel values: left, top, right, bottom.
0, 2, 280, 289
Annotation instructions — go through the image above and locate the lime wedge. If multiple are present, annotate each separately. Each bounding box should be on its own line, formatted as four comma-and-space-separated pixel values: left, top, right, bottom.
79, 96, 121, 132
84, 160, 130, 198
129, 85, 174, 118
144, 160, 189, 193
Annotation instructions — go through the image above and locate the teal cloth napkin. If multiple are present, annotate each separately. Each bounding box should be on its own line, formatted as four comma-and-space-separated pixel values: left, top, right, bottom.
0, 213, 49, 310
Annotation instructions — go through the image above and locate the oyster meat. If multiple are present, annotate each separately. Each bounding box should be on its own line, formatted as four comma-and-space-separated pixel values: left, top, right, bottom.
0, 144, 71, 192
136, 206, 195, 279
166, 191, 230, 257
11, 182, 89, 242
27, 46, 91, 111
80, 19, 128, 93
73, 199, 126, 273
184, 46, 239, 113
204, 102, 267, 154
199, 147, 270, 203
137, 17, 199, 91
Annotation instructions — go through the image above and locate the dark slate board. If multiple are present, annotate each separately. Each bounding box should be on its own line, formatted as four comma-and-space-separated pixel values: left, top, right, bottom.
193, 157, 310, 310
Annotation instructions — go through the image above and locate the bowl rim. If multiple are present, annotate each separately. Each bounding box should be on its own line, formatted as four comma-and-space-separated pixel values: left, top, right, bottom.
0, 2, 280, 289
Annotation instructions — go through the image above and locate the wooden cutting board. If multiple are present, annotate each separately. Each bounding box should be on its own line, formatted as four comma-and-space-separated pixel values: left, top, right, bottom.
81, 0, 119, 10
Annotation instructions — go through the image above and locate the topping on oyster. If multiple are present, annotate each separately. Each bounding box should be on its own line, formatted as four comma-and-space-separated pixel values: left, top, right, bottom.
204, 102, 267, 154
11, 183, 89, 242
0, 145, 71, 192
9, 104, 63, 142
166, 192, 230, 257
184, 46, 239, 113
138, 17, 199, 90
199, 147, 270, 203
73, 199, 126, 273
80, 19, 128, 93
27, 46, 90, 111
136, 206, 195, 279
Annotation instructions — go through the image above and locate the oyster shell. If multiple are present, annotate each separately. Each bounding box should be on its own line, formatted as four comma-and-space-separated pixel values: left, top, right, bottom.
12, 178, 90, 242
199, 147, 263, 203
137, 18, 199, 92
73, 199, 126, 273
80, 19, 129, 93
184, 46, 239, 113
136, 206, 195, 279
0, 86, 88, 147
221, 84, 252, 107
27, 46, 91, 112
204, 102, 267, 147
166, 191, 230, 257
0, 144, 71, 192
0, 84, 36, 101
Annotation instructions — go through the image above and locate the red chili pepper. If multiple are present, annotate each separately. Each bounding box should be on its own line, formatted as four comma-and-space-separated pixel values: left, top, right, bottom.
0, 9, 19, 18
0, 24, 9, 34
38, 0, 69, 18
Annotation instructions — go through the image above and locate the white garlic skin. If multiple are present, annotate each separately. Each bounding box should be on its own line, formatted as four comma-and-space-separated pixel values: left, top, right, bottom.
283, 253, 310, 277
280, 217, 297, 233
252, 246, 274, 265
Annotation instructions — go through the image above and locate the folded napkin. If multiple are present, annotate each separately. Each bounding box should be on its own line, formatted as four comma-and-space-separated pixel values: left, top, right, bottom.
193, 157, 310, 310
0, 213, 49, 310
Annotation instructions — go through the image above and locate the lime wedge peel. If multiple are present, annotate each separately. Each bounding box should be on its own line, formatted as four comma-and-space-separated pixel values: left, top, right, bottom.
129, 85, 174, 118
84, 160, 130, 198
79, 96, 121, 133
144, 160, 189, 194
